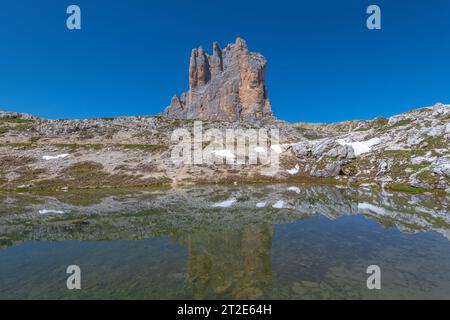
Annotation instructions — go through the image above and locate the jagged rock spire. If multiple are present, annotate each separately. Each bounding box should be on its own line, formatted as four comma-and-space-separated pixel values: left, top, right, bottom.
163, 37, 274, 122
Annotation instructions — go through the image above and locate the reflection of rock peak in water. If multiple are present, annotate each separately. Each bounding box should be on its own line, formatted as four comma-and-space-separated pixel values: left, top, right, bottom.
1, 186, 449, 299
0, 185, 449, 249
184, 224, 273, 299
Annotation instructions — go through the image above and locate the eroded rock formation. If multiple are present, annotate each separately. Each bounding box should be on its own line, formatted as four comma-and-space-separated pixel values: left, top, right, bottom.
162, 38, 274, 122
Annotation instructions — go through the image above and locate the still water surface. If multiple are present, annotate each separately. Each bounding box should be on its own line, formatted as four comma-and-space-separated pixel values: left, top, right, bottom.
0, 185, 449, 299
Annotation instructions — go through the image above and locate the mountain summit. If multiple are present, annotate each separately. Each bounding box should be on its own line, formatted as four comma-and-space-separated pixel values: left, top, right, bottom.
162, 38, 274, 122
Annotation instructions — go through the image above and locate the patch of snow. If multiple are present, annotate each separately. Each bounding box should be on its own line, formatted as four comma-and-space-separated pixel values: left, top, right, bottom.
256, 202, 267, 208
212, 198, 237, 208
287, 186, 301, 194
271, 145, 283, 154
411, 156, 436, 165
358, 203, 388, 216
287, 164, 300, 175
416, 207, 434, 215
42, 154, 70, 160
336, 138, 381, 156
254, 147, 267, 153
39, 209, 65, 215
211, 150, 235, 159
272, 200, 286, 209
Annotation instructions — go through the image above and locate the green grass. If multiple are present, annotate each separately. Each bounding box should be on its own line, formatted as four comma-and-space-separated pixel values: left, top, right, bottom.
383, 149, 426, 158
0, 142, 168, 153
0, 123, 33, 133
52, 143, 104, 150
51, 143, 168, 152
372, 117, 389, 128
29, 137, 41, 143
416, 170, 439, 184
408, 163, 430, 171
119, 144, 168, 151
0, 118, 35, 124
392, 118, 413, 128
303, 134, 323, 140
144, 115, 162, 119
0, 143, 36, 149
422, 135, 447, 149
387, 183, 429, 194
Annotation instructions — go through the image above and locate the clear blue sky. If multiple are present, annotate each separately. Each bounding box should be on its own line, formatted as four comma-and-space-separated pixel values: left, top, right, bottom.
1, 0, 450, 122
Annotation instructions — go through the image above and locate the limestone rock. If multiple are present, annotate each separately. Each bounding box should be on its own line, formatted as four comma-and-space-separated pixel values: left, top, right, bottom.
311, 162, 342, 178
162, 38, 274, 122
291, 139, 355, 160
0, 111, 38, 120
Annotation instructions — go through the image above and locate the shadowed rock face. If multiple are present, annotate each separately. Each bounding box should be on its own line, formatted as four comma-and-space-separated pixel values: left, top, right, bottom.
162, 38, 274, 122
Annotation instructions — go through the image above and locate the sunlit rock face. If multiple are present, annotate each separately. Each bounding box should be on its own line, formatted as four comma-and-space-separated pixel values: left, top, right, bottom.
162, 38, 274, 122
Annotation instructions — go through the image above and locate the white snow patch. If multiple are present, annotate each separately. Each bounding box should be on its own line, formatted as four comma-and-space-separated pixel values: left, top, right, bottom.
358, 203, 388, 216
256, 202, 267, 208
211, 150, 235, 159
271, 145, 283, 154
272, 200, 286, 209
287, 186, 301, 194
39, 209, 65, 215
337, 138, 381, 156
254, 147, 267, 153
416, 207, 434, 215
212, 198, 237, 208
411, 156, 436, 165
287, 165, 300, 175
42, 154, 70, 160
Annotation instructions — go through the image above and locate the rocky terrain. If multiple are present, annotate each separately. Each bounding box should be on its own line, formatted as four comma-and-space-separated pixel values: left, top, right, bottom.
162, 38, 273, 121
0, 38, 449, 193
0, 103, 449, 193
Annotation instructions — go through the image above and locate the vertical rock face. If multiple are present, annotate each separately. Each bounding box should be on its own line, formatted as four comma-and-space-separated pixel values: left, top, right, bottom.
162, 38, 274, 122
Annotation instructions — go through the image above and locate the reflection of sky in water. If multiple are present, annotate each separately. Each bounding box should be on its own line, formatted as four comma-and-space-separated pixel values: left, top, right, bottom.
0, 185, 449, 299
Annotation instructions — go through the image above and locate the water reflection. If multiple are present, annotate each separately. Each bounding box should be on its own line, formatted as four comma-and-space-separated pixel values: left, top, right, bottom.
0, 185, 449, 299
184, 224, 273, 299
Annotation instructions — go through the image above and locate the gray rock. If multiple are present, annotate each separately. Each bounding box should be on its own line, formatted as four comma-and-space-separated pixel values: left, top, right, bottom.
291, 139, 355, 159
311, 162, 342, 177
431, 157, 450, 177
162, 38, 273, 122
0, 111, 39, 120
377, 159, 393, 176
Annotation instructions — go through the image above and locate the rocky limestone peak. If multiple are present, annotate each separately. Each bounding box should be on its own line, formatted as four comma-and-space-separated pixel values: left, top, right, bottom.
235, 37, 248, 51
162, 37, 274, 122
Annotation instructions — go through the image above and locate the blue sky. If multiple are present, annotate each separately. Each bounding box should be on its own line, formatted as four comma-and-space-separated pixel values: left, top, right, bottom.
0, 0, 450, 122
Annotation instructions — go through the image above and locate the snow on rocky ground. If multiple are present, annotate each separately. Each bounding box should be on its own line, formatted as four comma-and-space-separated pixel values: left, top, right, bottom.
336, 137, 381, 156
212, 198, 237, 208
42, 154, 70, 160
0, 103, 449, 192
283, 103, 449, 191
